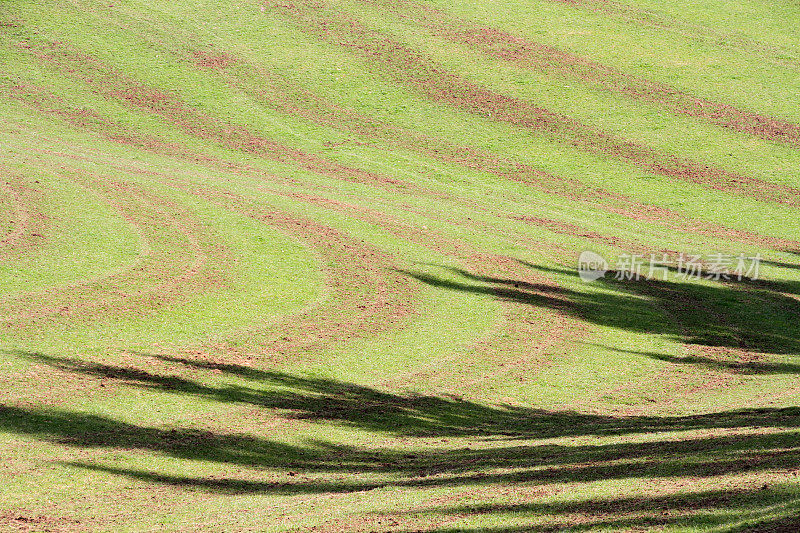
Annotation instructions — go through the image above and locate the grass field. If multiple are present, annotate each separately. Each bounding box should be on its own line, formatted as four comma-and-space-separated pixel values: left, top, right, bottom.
2, 0, 800, 530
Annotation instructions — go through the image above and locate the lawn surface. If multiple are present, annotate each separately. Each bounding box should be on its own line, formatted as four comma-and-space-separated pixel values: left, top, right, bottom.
1, 0, 800, 530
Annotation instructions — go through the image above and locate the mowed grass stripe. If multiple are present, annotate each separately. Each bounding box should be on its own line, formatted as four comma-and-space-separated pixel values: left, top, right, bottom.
7, 3, 800, 248
267, 0, 800, 209
0, 121, 510, 384
7, 41, 800, 384
355, 0, 800, 148
9, 10, 793, 260
0, 171, 228, 328
436, 0, 800, 120
7, 10, 800, 372
1, 0, 800, 530
0, 166, 144, 299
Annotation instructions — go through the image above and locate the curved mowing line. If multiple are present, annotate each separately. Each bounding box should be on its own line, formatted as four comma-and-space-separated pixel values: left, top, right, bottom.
12, 55, 800, 316
6, 76, 588, 259
50, 0, 799, 254
385, 258, 584, 395
18, 39, 447, 201
0, 173, 227, 328
164, 183, 419, 362
5, 137, 422, 359
18, 68, 800, 266
181, 49, 800, 254
268, 0, 800, 209
24, 68, 797, 259
244, 185, 588, 372
14, 37, 797, 276
596, 292, 752, 414
363, 0, 800, 148
13, 38, 799, 255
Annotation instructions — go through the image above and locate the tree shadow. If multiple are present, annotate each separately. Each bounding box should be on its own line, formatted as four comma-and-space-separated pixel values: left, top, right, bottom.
3, 351, 800, 529
17, 351, 800, 439
582, 343, 800, 375
413, 485, 800, 532
401, 261, 800, 360
761, 258, 800, 271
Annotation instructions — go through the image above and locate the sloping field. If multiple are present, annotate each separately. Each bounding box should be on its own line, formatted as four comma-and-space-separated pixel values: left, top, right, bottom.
1, 0, 800, 530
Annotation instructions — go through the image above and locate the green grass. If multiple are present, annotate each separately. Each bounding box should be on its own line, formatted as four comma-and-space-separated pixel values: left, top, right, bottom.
1, 0, 800, 530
